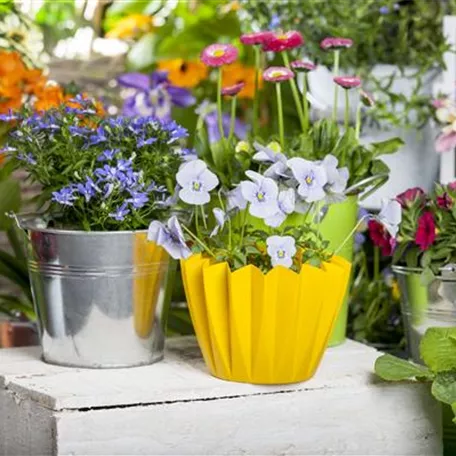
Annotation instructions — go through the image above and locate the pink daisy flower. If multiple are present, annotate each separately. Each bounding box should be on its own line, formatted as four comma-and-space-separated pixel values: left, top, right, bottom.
290, 60, 317, 73
240, 31, 274, 46
320, 37, 353, 51
200, 44, 239, 67
221, 82, 245, 96
333, 76, 361, 89
436, 131, 456, 153
263, 66, 294, 83
262, 31, 304, 52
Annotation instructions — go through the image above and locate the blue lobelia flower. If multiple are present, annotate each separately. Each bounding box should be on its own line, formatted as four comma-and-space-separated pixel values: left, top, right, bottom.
147, 181, 167, 193
210, 208, 227, 237
176, 159, 219, 205
76, 177, 100, 202
287, 158, 328, 203
269, 13, 281, 30
109, 202, 130, 221
176, 147, 197, 162
69, 126, 91, 137
97, 149, 120, 162
0, 111, 20, 122
95, 165, 118, 181
17, 152, 36, 165
52, 186, 77, 206
379, 6, 389, 14
264, 188, 296, 228
320, 154, 349, 202
266, 235, 297, 268
161, 119, 188, 143
137, 136, 157, 148
147, 215, 191, 260
127, 191, 149, 209
240, 171, 279, 218
378, 199, 402, 238
117, 71, 195, 121
87, 127, 108, 146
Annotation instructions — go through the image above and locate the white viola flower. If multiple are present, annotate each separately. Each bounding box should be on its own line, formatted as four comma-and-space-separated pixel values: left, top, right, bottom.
227, 185, 248, 211
287, 157, 328, 202
266, 235, 297, 268
252, 141, 287, 164
321, 154, 349, 195
176, 159, 219, 205
210, 208, 227, 237
240, 171, 279, 218
147, 216, 192, 260
378, 199, 402, 238
265, 188, 296, 228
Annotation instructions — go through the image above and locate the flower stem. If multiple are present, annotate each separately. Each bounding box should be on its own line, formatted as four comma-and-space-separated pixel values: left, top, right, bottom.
194, 208, 200, 237
282, 52, 306, 132
253, 45, 261, 137
355, 101, 362, 140
228, 96, 237, 144
182, 224, 216, 258
332, 50, 340, 121
302, 73, 309, 132
276, 83, 285, 150
216, 67, 225, 141
240, 205, 249, 246
334, 214, 369, 256
374, 246, 380, 281
200, 205, 208, 230
344, 88, 349, 131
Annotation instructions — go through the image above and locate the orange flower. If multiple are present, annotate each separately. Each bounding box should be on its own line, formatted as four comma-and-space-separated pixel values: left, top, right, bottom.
106, 14, 154, 40
22, 68, 46, 95
33, 85, 65, 112
0, 153, 5, 167
0, 51, 26, 85
222, 63, 262, 99
0, 84, 22, 114
157, 59, 208, 89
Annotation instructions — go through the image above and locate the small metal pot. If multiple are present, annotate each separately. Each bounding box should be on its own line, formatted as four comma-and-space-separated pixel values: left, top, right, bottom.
17, 214, 175, 368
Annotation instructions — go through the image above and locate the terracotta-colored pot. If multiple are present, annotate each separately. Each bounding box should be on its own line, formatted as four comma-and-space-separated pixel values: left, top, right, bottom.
0, 321, 38, 348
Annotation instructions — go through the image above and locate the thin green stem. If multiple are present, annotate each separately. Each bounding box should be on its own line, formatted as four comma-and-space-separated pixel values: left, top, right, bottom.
253, 45, 261, 137
182, 225, 216, 258
344, 88, 349, 131
374, 246, 380, 282
282, 52, 306, 132
332, 50, 340, 121
276, 83, 285, 150
334, 214, 368, 256
216, 67, 225, 142
200, 205, 208, 230
228, 96, 237, 143
240, 206, 249, 246
302, 73, 309, 132
194, 208, 200, 238
355, 101, 362, 140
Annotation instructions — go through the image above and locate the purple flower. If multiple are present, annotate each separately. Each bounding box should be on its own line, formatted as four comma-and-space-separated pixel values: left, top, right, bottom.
17, 153, 36, 165
52, 187, 77, 206
161, 119, 188, 143
147, 216, 191, 260
127, 191, 149, 209
0, 111, 20, 122
76, 177, 99, 202
147, 182, 167, 193
69, 126, 91, 137
87, 127, 108, 146
379, 6, 389, 14
269, 14, 281, 30
118, 71, 195, 120
97, 149, 119, 162
203, 110, 247, 143
287, 158, 328, 202
95, 165, 118, 181
266, 235, 296, 268
252, 141, 289, 179
210, 208, 226, 237
176, 147, 197, 162
137, 137, 157, 148
109, 202, 130, 221
176, 159, 219, 205
240, 171, 279, 218
265, 188, 296, 228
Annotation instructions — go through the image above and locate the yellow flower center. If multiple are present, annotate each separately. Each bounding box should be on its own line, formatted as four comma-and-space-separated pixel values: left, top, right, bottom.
277, 34, 288, 40
277, 249, 285, 259
256, 191, 265, 201
213, 49, 226, 57
271, 71, 284, 78
305, 175, 314, 185
192, 181, 202, 191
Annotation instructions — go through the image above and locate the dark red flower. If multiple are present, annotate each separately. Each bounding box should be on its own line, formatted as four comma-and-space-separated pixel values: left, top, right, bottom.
415, 211, 436, 251
368, 220, 396, 256
396, 187, 425, 208
262, 31, 304, 52
240, 31, 274, 46
437, 192, 453, 210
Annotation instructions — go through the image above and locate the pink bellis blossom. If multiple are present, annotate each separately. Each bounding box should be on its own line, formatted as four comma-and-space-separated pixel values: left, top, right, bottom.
200, 44, 238, 67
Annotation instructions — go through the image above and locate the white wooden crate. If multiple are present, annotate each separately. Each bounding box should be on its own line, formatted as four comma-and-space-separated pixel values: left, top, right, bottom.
0, 338, 442, 455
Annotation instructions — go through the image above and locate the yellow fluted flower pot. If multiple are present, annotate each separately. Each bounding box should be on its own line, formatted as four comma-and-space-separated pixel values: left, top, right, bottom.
181, 254, 351, 385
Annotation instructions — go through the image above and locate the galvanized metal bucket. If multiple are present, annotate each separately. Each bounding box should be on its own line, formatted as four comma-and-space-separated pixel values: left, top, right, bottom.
16, 213, 175, 368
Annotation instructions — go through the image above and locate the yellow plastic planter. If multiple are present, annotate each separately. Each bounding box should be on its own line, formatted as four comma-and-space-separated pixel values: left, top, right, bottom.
181, 254, 351, 384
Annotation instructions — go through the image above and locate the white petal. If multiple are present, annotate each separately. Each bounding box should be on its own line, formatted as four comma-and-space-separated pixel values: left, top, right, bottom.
176, 160, 207, 187
202, 168, 219, 191
264, 211, 287, 228
147, 221, 164, 242
179, 187, 210, 205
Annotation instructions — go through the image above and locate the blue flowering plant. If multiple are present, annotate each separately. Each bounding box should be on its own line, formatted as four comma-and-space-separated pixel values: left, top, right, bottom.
146, 156, 358, 272
0, 96, 189, 231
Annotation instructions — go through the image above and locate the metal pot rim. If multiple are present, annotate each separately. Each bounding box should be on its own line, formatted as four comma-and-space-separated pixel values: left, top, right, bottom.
392, 265, 456, 280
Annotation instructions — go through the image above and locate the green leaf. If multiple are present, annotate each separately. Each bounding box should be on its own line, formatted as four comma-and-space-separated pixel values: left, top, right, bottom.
126, 32, 157, 71
421, 327, 456, 372
420, 266, 435, 286
370, 137, 404, 158
105, 0, 151, 17
432, 371, 456, 405
0, 178, 21, 230
374, 354, 433, 381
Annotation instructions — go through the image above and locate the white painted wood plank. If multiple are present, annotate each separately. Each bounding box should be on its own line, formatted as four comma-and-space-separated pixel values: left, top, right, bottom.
0, 339, 380, 411
55, 383, 441, 456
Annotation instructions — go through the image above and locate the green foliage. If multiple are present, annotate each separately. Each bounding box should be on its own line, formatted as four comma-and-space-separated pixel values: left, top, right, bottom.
375, 327, 456, 424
